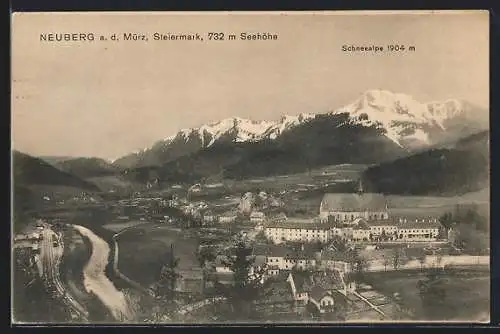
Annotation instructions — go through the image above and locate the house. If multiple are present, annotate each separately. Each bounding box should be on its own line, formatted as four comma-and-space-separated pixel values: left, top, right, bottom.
218, 210, 238, 223
319, 181, 389, 223
286, 270, 346, 313
255, 223, 264, 231
309, 288, 336, 312
318, 250, 351, 273
14, 234, 28, 242
368, 220, 399, 240
202, 210, 218, 225
239, 192, 254, 214
286, 272, 310, 305
264, 220, 329, 244
396, 221, 440, 241
267, 265, 280, 276
214, 255, 233, 273
212, 251, 265, 283
352, 227, 371, 242
250, 211, 266, 223
253, 243, 350, 276
271, 212, 288, 223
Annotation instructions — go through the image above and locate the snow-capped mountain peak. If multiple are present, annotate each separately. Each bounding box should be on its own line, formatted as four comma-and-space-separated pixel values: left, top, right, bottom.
112, 89, 487, 168
333, 89, 486, 149
163, 115, 314, 148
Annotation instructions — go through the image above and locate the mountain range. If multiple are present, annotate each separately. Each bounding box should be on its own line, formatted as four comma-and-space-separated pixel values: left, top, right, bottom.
14, 89, 488, 195
112, 89, 487, 170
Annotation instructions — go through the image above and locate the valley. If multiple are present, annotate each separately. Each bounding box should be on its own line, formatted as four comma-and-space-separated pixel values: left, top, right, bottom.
12, 90, 490, 324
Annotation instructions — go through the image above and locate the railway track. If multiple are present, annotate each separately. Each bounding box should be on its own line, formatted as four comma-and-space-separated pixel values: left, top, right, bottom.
40, 226, 89, 322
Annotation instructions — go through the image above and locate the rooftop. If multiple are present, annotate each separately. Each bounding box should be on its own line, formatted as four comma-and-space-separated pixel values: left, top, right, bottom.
270, 212, 288, 221
392, 215, 440, 223
266, 220, 329, 230
253, 244, 294, 257
250, 211, 265, 217
220, 210, 238, 217
320, 250, 352, 262
368, 219, 398, 227
321, 193, 388, 212
368, 218, 441, 229
291, 270, 344, 293
397, 221, 441, 229
309, 287, 333, 302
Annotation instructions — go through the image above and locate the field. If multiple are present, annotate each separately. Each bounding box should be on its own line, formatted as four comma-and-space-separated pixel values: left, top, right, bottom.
364, 270, 490, 322
116, 224, 200, 288
282, 188, 490, 220
183, 164, 367, 201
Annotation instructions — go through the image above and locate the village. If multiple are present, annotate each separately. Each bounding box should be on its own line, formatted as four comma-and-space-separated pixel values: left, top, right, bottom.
193, 181, 455, 320
94, 179, 486, 321
13, 178, 488, 322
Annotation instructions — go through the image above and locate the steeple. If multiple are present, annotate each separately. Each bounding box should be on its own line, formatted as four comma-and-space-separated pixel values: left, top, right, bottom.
356, 178, 364, 195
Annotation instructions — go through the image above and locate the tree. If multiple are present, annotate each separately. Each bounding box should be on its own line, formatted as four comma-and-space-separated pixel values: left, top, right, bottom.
418, 253, 426, 272
214, 237, 267, 320
155, 244, 180, 313
382, 255, 390, 272
254, 230, 267, 243
197, 246, 217, 268
197, 245, 217, 295
435, 252, 443, 269
346, 248, 369, 282
392, 248, 401, 271
417, 269, 448, 319
381, 230, 387, 241
439, 212, 454, 231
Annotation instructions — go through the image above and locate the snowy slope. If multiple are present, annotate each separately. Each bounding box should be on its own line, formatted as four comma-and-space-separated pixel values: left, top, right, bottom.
112, 114, 314, 167
333, 89, 487, 149
113, 89, 487, 168
173, 115, 314, 147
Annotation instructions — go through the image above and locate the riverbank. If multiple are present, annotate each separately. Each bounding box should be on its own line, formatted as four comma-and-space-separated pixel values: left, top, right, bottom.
73, 225, 134, 321
59, 226, 114, 322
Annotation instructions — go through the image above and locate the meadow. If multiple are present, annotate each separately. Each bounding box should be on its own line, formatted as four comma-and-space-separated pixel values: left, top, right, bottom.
365, 270, 490, 322
116, 224, 200, 288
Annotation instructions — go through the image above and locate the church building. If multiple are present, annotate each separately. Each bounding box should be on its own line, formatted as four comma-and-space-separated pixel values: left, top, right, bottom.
319, 180, 389, 223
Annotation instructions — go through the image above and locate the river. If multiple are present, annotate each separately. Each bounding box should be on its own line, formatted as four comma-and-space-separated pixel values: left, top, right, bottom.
73, 225, 133, 321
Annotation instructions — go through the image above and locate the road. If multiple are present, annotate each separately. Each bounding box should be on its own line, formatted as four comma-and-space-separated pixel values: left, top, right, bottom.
39, 224, 89, 321
365, 255, 489, 272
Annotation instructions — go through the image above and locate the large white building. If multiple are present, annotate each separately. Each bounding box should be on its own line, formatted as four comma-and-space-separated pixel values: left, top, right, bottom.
367, 220, 399, 240
253, 244, 351, 274
395, 221, 441, 241
362, 218, 440, 242
264, 220, 329, 244
250, 211, 266, 223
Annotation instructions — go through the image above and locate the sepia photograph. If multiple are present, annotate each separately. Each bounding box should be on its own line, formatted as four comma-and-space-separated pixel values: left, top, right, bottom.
11, 11, 490, 324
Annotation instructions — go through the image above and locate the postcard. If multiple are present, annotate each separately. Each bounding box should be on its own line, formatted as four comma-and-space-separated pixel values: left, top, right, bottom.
11, 10, 490, 324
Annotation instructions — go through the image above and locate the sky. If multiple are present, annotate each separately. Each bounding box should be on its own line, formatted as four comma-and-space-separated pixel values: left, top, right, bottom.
11, 11, 489, 160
